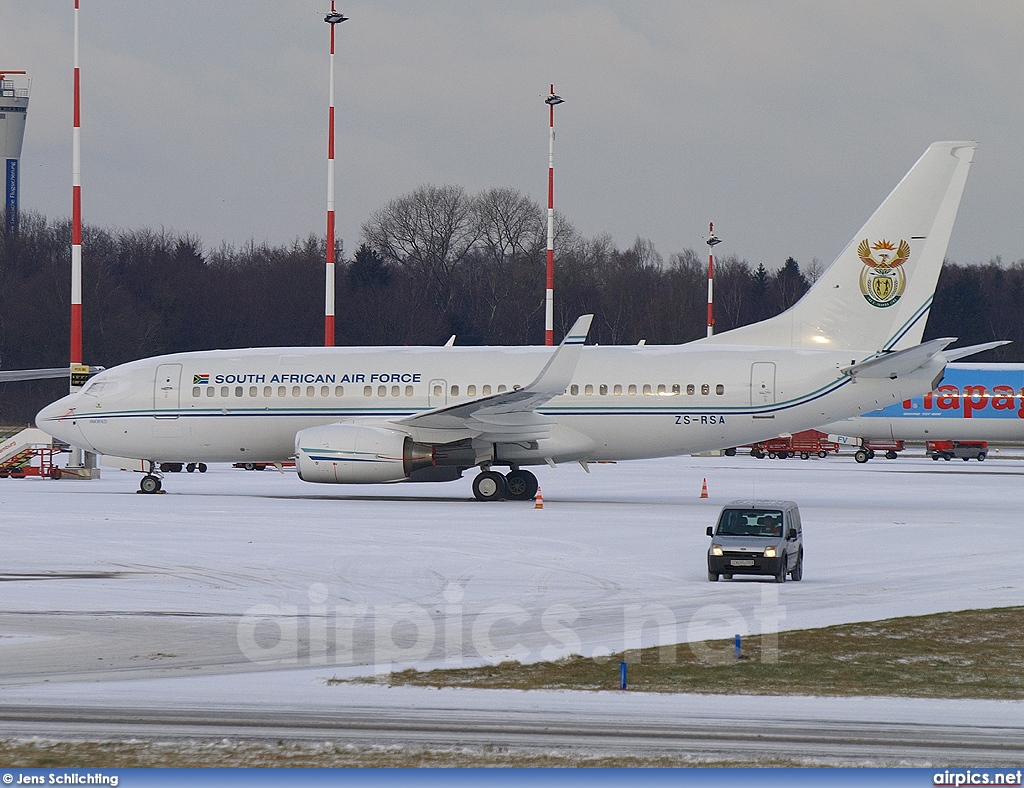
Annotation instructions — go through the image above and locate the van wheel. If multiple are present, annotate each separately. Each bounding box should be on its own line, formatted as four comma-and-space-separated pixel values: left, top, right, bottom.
790, 551, 803, 581
708, 569, 719, 582
775, 557, 787, 583
977, 452, 986, 462
723, 574, 733, 580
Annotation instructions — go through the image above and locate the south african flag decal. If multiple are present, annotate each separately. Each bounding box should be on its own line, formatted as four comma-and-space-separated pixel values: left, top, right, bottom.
193, 374, 210, 385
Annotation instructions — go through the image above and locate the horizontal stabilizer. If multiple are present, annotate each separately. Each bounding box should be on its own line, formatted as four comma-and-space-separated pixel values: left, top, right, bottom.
841, 338, 956, 380
942, 340, 1010, 362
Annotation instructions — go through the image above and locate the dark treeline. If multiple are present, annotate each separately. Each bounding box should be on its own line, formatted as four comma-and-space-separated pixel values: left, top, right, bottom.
2, 184, 1022, 424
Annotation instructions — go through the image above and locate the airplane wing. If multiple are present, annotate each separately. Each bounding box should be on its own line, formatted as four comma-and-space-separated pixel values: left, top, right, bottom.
395, 315, 593, 443
0, 368, 70, 383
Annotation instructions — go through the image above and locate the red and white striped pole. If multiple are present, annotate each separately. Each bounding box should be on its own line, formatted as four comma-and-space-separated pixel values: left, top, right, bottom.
323, 6, 347, 347
71, 0, 83, 375
706, 222, 721, 338
544, 86, 564, 346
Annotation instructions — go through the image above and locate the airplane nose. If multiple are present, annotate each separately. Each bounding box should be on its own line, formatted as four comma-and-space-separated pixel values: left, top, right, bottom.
36, 395, 96, 452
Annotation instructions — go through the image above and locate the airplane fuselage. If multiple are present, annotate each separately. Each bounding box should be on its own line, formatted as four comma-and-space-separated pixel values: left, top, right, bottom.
40, 342, 943, 469
822, 364, 1024, 443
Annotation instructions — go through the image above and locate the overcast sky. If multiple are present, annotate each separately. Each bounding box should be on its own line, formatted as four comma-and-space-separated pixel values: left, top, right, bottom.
5, 1, 1023, 271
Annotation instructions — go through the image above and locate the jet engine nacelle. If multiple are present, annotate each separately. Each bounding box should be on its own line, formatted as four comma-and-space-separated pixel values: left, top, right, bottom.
295, 423, 434, 484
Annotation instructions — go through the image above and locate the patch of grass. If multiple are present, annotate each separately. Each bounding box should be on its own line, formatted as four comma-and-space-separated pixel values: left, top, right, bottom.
347, 606, 1024, 699
0, 740, 778, 768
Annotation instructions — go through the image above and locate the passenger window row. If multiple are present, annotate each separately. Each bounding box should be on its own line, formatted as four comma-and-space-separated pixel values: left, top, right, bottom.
567, 383, 725, 396
190, 381, 727, 400
191, 384, 416, 399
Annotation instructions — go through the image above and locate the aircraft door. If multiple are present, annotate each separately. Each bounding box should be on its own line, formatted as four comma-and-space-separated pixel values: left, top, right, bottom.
428, 379, 447, 408
750, 362, 776, 407
154, 363, 182, 415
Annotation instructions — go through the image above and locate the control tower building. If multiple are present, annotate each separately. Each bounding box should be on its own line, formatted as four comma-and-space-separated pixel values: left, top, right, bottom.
0, 71, 30, 236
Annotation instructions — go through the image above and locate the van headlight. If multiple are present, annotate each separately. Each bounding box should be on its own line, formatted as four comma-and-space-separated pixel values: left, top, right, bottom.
764, 546, 777, 558
711, 544, 723, 556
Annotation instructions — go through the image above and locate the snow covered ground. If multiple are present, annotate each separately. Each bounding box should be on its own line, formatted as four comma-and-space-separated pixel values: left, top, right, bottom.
0, 452, 1022, 717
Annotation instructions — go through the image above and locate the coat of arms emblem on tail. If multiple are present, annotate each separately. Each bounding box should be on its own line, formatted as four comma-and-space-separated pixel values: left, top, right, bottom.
858, 238, 910, 307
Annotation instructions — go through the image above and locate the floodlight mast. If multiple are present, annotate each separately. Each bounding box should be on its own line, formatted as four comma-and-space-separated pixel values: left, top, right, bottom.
544, 86, 564, 346
71, 0, 82, 372
706, 222, 722, 337
323, 5, 348, 346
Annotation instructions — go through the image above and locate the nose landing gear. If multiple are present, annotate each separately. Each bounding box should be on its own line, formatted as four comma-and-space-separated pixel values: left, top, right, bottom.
138, 461, 165, 494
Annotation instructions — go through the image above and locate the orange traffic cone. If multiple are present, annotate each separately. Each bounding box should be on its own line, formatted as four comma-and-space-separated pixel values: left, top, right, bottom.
700, 478, 709, 499
534, 486, 544, 509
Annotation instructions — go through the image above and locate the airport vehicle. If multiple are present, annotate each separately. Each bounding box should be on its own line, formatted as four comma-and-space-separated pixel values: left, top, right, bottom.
707, 500, 803, 582
158, 462, 208, 473
0, 427, 68, 479
36, 142, 990, 499
748, 429, 838, 459
821, 364, 1024, 449
846, 439, 907, 463
926, 440, 987, 461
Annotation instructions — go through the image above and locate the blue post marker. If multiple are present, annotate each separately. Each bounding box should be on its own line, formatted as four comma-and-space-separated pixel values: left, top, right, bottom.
735, 634, 741, 660
619, 661, 627, 690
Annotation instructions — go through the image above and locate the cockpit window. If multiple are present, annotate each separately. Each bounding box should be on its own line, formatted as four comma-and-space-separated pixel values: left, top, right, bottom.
82, 377, 121, 397
716, 509, 784, 537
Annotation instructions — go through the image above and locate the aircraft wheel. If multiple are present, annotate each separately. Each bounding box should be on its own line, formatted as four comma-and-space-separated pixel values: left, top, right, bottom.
472, 470, 507, 501
186, 462, 197, 473
198, 463, 208, 473
504, 469, 538, 501
140, 475, 162, 494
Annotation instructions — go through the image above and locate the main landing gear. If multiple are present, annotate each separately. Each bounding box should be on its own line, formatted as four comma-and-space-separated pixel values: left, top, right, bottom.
472, 468, 539, 502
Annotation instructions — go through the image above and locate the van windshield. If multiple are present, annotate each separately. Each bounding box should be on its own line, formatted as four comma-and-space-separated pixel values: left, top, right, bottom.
716, 509, 784, 537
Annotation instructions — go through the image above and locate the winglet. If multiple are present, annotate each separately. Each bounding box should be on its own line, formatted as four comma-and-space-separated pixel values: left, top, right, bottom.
524, 314, 593, 395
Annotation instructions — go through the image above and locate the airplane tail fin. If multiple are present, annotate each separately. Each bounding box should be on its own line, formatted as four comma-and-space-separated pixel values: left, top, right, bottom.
703, 141, 976, 353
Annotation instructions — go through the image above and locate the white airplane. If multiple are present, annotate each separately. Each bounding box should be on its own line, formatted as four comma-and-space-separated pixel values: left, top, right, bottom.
37, 141, 990, 499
